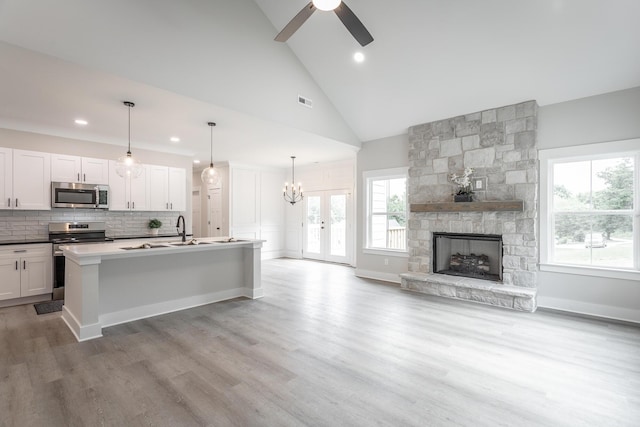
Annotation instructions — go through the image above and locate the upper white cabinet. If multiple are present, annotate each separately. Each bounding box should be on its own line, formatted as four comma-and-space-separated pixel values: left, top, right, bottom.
51, 154, 109, 185
0, 148, 51, 210
147, 165, 186, 212
108, 160, 149, 211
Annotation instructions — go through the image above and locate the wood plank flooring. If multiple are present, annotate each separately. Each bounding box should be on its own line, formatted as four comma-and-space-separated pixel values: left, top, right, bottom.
1, 258, 639, 426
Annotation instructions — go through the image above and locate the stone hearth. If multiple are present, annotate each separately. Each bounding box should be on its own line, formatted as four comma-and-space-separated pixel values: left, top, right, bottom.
402, 101, 539, 311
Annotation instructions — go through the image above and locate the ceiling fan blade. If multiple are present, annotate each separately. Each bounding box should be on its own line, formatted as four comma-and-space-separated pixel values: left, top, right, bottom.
274, 2, 316, 42
334, 2, 374, 47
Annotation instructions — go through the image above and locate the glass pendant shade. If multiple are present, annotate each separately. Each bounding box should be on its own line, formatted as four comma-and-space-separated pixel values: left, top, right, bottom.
116, 101, 143, 178
201, 122, 220, 186
116, 151, 143, 178
313, 0, 341, 11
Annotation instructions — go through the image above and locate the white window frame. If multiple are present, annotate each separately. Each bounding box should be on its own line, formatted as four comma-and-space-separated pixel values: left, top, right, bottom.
363, 167, 409, 257
539, 138, 640, 280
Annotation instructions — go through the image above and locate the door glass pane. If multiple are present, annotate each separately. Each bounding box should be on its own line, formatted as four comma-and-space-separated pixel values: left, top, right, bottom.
306, 196, 321, 254
330, 195, 346, 257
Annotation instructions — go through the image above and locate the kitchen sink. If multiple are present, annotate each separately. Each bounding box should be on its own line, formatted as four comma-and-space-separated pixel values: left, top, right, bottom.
121, 243, 170, 250
211, 239, 248, 244
167, 240, 212, 246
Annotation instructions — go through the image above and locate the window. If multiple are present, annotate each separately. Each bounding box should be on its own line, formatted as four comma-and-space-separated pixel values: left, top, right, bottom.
540, 139, 639, 276
364, 168, 407, 253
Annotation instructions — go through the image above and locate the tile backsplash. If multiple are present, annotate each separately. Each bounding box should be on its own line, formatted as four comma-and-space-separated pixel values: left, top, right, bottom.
0, 209, 182, 241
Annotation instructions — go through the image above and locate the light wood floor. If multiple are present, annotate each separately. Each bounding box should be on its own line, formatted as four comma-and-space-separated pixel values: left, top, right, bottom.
1, 259, 639, 427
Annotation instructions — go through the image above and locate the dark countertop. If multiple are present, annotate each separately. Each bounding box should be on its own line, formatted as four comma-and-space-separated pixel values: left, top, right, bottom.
0, 239, 51, 246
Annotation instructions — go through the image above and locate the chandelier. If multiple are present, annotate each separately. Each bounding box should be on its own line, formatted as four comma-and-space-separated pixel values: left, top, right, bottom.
283, 156, 303, 205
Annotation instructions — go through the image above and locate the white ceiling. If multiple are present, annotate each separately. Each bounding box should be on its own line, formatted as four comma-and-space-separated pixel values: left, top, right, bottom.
1, 0, 639, 168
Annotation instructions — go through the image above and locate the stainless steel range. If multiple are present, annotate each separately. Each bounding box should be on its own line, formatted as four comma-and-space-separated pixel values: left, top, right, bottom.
49, 222, 113, 300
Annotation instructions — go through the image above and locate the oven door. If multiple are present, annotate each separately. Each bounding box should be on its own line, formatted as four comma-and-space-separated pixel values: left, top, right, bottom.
52, 245, 65, 300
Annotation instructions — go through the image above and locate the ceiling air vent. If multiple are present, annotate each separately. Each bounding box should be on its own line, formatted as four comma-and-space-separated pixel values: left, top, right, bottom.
298, 95, 313, 108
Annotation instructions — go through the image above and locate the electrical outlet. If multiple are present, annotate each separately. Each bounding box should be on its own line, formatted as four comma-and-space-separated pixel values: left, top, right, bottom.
384, 258, 389, 265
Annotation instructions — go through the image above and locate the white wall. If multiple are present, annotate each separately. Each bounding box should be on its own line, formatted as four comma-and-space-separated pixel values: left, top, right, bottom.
228, 163, 285, 259
537, 86, 640, 323
355, 134, 409, 283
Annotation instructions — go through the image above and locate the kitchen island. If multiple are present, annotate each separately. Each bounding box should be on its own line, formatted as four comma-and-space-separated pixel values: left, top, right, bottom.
61, 238, 264, 341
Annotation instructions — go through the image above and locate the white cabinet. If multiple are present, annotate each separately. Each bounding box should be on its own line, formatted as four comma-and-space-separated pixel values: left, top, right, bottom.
147, 165, 186, 211
0, 149, 51, 210
0, 244, 53, 301
108, 160, 149, 211
51, 154, 109, 185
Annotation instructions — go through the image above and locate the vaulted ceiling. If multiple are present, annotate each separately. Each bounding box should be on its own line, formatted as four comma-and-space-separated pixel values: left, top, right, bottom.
0, 0, 638, 168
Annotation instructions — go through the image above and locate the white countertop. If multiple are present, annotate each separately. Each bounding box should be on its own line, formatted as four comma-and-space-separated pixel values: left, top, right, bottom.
62, 237, 264, 262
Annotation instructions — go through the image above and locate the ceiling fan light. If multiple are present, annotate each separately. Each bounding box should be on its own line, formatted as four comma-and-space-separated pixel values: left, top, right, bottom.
312, 0, 341, 11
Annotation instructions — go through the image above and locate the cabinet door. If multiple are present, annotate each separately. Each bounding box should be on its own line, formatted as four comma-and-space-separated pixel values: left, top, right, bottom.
20, 254, 52, 297
108, 160, 129, 210
130, 165, 149, 211
0, 147, 12, 210
148, 165, 169, 211
81, 157, 109, 185
13, 149, 51, 210
51, 154, 82, 182
0, 254, 21, 300
168, 167, 186, 211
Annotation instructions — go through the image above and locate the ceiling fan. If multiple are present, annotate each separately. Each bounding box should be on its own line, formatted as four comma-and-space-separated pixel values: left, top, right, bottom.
274, 0, 374, 47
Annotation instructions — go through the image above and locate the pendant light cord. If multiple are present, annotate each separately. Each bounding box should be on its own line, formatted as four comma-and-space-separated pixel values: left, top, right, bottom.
208, 122, 216, 167
123, 101, 135, 155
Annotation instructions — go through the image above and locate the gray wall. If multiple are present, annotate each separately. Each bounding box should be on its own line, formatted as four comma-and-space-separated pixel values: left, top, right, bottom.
355, 134, 409, 282
537, 86, 640, 323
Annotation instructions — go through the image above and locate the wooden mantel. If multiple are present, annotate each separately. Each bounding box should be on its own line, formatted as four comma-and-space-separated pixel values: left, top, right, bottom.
410, 200, 524, 213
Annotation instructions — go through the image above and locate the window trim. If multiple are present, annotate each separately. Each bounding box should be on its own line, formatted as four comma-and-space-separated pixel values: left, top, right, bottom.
539, 138, 640, 279
363, 167, 408, 255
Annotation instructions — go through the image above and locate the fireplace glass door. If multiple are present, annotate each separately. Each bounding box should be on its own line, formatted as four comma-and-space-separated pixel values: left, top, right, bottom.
433, 232, 503, 281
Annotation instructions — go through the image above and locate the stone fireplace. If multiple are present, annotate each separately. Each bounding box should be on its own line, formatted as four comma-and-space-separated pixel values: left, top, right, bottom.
400, 101, 539, 312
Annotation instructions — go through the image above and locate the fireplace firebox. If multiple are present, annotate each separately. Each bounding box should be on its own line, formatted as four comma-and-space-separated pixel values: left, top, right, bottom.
433, 232, 503, 282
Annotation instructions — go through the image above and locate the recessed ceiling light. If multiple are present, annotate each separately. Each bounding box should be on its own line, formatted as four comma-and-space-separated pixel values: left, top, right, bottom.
74, 119, 88, 125
354, 52, 365, 63
170, 137, 180, 142
193, 160, 201, 164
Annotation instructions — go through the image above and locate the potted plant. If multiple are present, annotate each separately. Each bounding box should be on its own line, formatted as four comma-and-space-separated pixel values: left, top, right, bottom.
148, 218, 162, 235
450, 167, 474, 202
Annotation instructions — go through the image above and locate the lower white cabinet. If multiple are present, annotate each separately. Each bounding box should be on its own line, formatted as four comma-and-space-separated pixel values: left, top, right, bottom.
0, 244, 52, 301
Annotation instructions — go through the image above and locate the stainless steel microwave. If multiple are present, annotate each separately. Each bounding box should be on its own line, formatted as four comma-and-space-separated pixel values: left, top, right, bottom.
51, 182, 109, 209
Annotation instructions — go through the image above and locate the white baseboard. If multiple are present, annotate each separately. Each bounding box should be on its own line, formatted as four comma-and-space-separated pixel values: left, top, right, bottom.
61, 306, 103, 342
262, 250, 284, 260
355, 269, 401, 284
538, 296, 640, 324
283, 250, 302, 259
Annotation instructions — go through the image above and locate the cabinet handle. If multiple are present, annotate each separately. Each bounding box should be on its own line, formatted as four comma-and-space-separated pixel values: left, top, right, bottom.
7, 198, 10, 207
132, 201, 135, 209
15, 198, 18, 207
23, 260, 26, 270
15, 261, 18, 270
77, 173, 80, 181
83, 173, 86, 182
13, 249, 27, 253
127, 201, 130, 209
170, 203, 173, 210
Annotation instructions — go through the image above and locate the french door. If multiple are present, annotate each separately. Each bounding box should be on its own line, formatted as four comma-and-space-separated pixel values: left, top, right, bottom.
303, 190, 351, 264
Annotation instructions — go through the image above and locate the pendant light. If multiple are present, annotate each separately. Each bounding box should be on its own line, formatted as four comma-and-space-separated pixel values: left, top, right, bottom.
201, 122, 220, 186
283, 156, 303, 205
115, 101, 143, 178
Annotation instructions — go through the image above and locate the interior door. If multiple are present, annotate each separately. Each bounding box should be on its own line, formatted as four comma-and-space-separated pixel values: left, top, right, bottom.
303, 190, 350, 264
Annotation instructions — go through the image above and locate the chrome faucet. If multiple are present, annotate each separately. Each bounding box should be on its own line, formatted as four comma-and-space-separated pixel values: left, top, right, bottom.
176, 215, 186, 242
